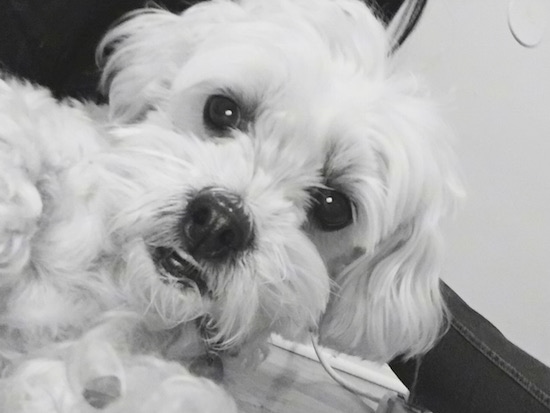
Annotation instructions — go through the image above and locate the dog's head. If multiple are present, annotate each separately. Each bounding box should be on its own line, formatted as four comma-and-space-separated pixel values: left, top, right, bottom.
100, 0, 463, 362
101, 124, 329, 355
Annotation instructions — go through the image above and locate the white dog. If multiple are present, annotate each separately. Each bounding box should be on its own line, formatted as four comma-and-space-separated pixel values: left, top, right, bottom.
0, 0, 462, 410
99, 0, 462, 360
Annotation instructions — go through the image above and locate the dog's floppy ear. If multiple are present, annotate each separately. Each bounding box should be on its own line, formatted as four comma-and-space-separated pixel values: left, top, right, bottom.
97, 2, 245, 122
320, 215, 448, 363
319, 93, 464, 363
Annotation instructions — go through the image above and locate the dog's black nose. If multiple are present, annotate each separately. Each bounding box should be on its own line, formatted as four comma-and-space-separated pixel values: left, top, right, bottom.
181, 189, 253, 262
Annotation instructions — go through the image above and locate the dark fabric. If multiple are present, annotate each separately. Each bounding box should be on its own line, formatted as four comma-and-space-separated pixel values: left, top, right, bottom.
367, 0, 407, 23
390, 283, 550, 413
0, 0, 199, 100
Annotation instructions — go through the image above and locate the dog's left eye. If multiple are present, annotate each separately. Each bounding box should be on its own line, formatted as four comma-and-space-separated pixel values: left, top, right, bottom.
310, 188, 354, 232
203, 95, 242, 132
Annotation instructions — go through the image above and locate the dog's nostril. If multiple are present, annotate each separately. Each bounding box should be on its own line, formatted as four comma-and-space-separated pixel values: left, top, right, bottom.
192, 206, 212, 226
218, 229, 236, 246
181, 189, 253, 262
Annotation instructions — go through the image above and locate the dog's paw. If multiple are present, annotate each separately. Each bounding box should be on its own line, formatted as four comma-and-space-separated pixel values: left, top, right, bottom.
0, 160, 42, 278
72, 340, 238, 413
0, 345, 238, 413
110, 360, 238, 413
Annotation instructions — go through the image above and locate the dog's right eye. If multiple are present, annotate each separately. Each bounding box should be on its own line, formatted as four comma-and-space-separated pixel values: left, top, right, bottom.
310, 188, 354, 232
203, 95, 242, 133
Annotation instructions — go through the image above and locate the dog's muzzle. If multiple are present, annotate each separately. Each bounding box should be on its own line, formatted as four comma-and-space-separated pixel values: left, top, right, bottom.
181, 188, 254, 263
150, 189, 253, 295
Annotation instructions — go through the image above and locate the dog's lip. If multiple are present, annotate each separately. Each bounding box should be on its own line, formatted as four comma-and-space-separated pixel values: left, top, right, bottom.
152, 246, 209, 295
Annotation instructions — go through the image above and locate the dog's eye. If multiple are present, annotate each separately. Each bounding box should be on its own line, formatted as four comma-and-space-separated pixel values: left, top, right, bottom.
203, 95, 242, 132
310, 188, 354, 232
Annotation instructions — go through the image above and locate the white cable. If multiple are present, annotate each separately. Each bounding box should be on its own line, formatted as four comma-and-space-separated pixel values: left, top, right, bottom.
310, 333, 382, 403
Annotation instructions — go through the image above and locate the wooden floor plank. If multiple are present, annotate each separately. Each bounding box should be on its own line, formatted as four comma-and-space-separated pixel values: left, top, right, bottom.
224, 345, 389, 412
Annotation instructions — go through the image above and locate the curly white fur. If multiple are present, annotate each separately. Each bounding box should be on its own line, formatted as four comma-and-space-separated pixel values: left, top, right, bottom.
0, 0, 463, 410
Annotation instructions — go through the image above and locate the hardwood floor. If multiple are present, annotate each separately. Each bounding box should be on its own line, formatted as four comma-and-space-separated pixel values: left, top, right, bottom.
224, 342, 401, 413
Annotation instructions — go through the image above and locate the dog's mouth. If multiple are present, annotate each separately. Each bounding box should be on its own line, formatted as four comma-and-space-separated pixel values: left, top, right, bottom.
152, 247, 209, 295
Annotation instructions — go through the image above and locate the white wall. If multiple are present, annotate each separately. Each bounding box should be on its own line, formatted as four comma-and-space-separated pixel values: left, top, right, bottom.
396, 1, 550, 366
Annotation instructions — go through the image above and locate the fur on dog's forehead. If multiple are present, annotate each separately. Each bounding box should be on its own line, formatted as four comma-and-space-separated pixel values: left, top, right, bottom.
101, 0, 390, 124
166, 2, 389, 128
180, 0, 387, 66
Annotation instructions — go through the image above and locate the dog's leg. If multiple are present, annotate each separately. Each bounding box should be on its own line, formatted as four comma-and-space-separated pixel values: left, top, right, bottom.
0, 81, 48, 279
0, 150, 42, 278
0, 77, 104, 281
